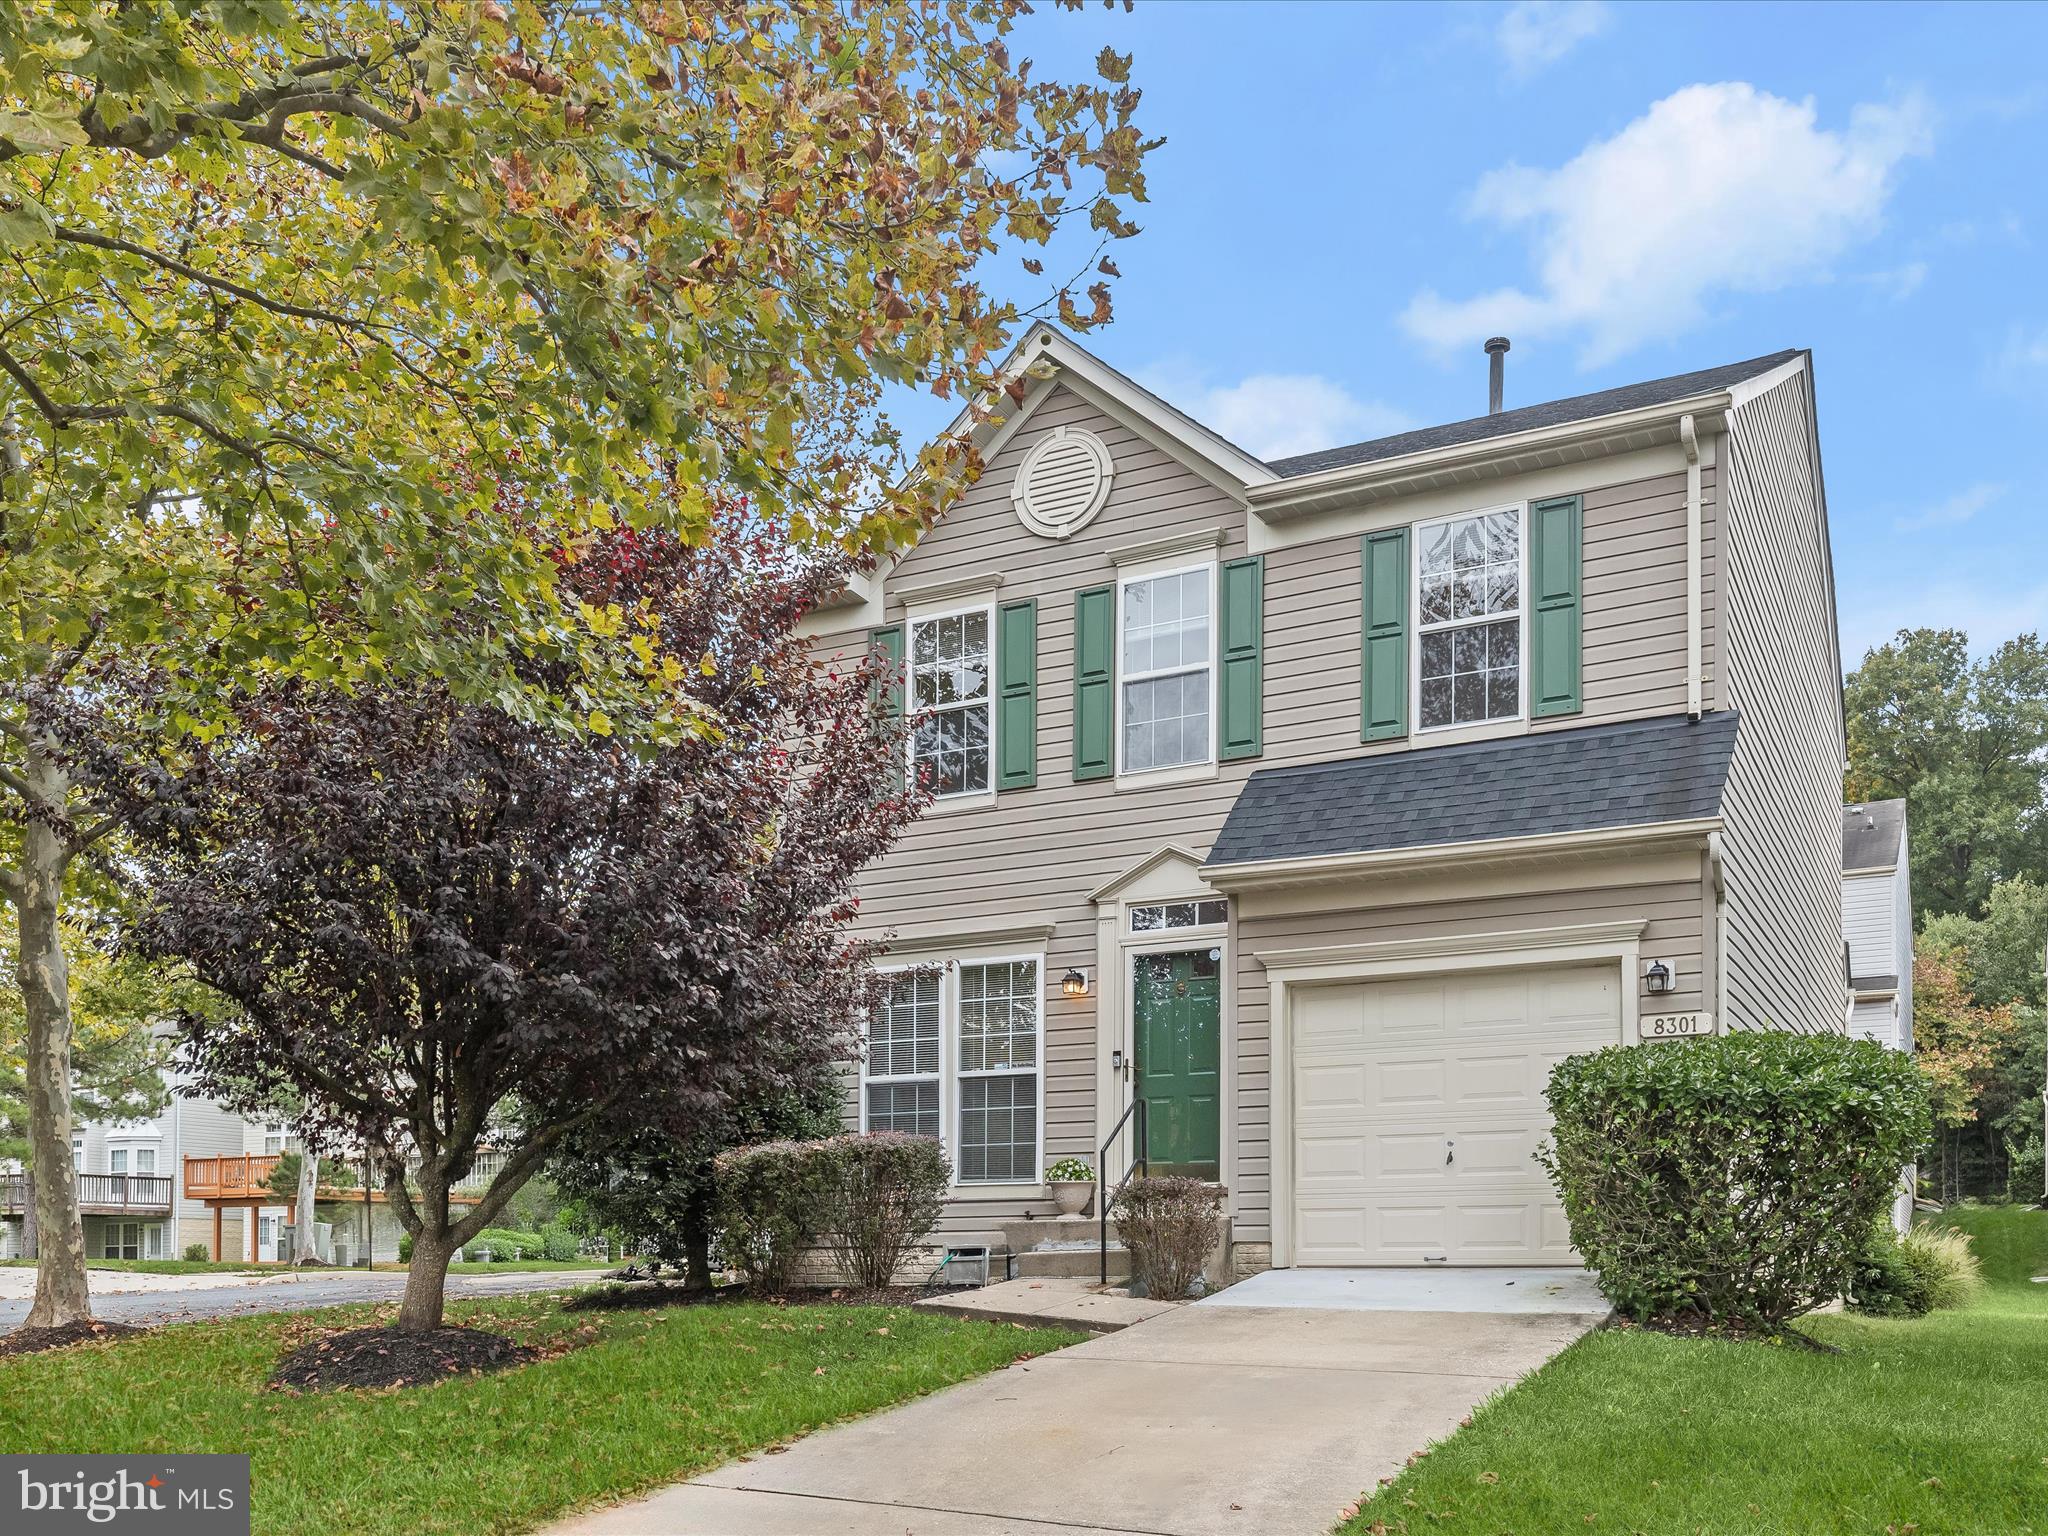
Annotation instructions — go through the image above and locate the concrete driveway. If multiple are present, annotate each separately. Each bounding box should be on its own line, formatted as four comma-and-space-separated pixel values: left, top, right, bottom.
549, 1278, 1605, 1536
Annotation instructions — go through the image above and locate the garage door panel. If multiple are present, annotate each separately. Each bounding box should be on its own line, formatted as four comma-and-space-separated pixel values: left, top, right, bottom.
1290, 962, 1619, 1266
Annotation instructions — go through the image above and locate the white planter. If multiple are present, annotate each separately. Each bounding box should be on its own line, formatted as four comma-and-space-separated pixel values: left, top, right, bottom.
1049, 1180, 1095, 1217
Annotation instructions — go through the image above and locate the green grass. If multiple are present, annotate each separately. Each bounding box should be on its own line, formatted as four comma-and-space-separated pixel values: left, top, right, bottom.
1341, 1209, 2048, 1536
0, 1291, 1074, 1536
1, 1258, 268, 1275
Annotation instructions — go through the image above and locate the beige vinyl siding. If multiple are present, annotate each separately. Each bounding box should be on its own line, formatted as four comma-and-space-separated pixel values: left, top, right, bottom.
1229, 864, 1709, 1244
1717, 369, 1846, 1034
1895, 826, 1915, 1048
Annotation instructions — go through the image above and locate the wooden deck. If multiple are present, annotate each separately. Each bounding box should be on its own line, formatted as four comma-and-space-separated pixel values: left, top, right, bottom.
0, 1172, 173, 1217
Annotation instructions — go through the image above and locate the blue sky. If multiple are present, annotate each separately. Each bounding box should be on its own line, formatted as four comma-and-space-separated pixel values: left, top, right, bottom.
909, 1, 2048, 666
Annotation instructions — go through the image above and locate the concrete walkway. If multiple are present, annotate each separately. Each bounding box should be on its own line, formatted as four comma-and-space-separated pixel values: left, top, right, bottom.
914, 1275, 1181, 1333
548, 1290, 1604, 1536
1207, 1265, 1608, 1315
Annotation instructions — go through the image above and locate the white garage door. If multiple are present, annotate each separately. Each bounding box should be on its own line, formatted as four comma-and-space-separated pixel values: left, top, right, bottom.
1291, 963, 1620, 1266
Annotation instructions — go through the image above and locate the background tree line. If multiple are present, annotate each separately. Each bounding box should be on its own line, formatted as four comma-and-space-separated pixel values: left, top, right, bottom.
1844, 628, 2048, 1201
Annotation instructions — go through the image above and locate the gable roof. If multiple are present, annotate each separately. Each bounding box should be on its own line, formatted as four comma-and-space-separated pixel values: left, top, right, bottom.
1207, 711, 1739, 869
1265, 351, 1805, 478
1842, 798, 1907, 871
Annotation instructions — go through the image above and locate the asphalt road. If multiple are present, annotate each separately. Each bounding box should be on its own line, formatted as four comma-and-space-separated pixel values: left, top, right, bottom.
0, 1269, 604, 1331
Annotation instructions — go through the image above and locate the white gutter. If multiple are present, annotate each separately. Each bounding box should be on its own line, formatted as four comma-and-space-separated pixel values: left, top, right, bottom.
1681, 413, 1703, 719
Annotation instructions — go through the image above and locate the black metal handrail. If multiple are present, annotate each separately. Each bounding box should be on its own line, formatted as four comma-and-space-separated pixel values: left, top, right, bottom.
1098, 1095, 1148, 1285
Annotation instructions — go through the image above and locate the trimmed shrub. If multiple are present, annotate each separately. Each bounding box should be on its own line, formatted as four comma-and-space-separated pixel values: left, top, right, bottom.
399, 1231, 414, 1262
1539, 1031, 1929, 1332
182, 1242, 210, 1263
818, 1132, 951, 1291
471, 1227, 545, 1261
713, 1138, 837, 1294
1113, 1176, 1224, 1300
541, 1224, 580, 1263
1848, 1221, 1931, 1317
1901, 1224, 1984, 1310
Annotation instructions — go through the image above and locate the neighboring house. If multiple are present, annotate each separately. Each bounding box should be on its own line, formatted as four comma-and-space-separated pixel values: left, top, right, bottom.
0, 1060, 255, 1262
1841, 799, 1913, 1051
806, 323, 1847, 1279
1842, 797, 1915, 1233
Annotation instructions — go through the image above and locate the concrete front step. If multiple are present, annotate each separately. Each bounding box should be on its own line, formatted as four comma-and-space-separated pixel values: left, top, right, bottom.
999, 1213, 1109, 1254
1016, 1245, 1130, 1281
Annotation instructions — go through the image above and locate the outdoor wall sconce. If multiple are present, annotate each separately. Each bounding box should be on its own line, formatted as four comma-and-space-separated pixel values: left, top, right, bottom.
1643, 959, 1674, 995
1061, 968, 1090, 998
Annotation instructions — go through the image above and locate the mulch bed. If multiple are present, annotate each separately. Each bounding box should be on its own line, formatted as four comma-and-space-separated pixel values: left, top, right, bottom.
271, 1325, 536, 1391
1610, 1313, 1838, 1352
565, 1279, 932, 1313
0, 1318, 149, 1358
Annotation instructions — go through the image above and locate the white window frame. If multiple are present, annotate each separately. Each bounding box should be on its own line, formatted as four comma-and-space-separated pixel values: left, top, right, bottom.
109, 1147, 128, 1175
858, 951, 1047, 1194
1410, 504, 1529, 737
904, 601, 997, 804
261, 1124, 287, 1156
70, 1134, 83, 1172
952, 954, 1046, 1188
861, 965, 944, 1141
133, 1147, 157, 1175
145, 1223, 166, 1260
1115, 559, 1218, 779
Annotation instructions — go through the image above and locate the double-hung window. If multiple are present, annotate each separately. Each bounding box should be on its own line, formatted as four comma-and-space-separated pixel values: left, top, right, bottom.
908, 607, 993, 798
860, 958, 1043, 1187
864, 971, 941, 1138
956, 960, 1040, 1183
134, 1147, 157, 1175
1415, 508, 1523, 730
109, 1148, 128, 1175
1119, 565, 1213, 773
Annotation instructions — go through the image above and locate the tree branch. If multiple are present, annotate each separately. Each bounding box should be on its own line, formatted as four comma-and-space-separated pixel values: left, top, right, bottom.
0, 861, 21, 908
54, 226, 363, 326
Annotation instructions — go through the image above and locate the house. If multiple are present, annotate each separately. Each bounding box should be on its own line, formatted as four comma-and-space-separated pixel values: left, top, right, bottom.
805, 324, 1847, 1279
0, 1061, 257, 1263
1841, 799, 1913, 1051
1842, 797, 1915, 1232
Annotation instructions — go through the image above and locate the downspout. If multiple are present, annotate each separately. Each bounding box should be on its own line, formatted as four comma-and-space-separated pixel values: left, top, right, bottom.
1681, 413, 1703, 720
1707, 830, 1727, 1028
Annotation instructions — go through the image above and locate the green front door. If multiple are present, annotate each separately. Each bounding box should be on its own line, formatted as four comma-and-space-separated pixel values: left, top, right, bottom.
1134, 948, 1222, 1179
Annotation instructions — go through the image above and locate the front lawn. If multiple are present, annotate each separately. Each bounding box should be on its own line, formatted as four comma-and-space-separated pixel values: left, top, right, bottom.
1342, 1206, 2048, 1535
0, 1292, 1075, 1536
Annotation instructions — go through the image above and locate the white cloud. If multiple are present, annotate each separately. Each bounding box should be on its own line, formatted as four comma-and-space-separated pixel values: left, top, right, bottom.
1998, 322, 2048, 374
1497, 1, 1610, 77
1402, 83, 1934, 366
1840, 575, 2048, 665
1892, 481, 2003, 533
1138, 362, 1415, 461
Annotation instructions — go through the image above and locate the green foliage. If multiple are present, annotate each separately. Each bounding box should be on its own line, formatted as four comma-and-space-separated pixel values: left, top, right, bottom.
1044, 1157, 1095, 1183
712, 1140, 839, 1295
1112, 1176, 1225, 1301
470, 1229, 545, 1263
1900, 1224, 1985, 1310
397, 1232, 413, 1264
262, 1151, 358, 1203
1847, 1222, 1932, 1317
182, 1243, 208, 1264
1912, 918, 2044, 1203
819, 1133, 952, 1292
1539, 1033, 1930, 1330
540, 1226, 579, 1264
1924, 1202, 2048, 1286
1844, 629, 2048, 918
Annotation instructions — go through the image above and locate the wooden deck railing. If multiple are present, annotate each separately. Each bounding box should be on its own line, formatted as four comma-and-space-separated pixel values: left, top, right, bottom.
182, 1150, 506, 1202
0, 1172, 173, 1213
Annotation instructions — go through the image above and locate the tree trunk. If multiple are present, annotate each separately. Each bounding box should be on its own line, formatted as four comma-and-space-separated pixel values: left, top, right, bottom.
396, 1230, 453, 1331
20, 1159, 37, 1259
18, 743, 89, 1329
682, 1169, 714, 1292
293, 1142, 319, 1264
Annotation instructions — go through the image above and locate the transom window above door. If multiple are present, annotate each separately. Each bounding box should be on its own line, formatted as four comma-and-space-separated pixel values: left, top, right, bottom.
1120, 566, 1212, 774
1129, 898, 1227, 932
909, 608, 992, 797
1416, 508, 1522, 730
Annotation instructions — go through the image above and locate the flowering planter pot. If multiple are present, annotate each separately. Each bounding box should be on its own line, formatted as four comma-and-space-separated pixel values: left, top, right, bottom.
1049, 1180, 1095, 1217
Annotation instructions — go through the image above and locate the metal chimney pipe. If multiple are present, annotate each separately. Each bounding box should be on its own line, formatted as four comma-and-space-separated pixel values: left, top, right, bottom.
1485, 337, 1511, 415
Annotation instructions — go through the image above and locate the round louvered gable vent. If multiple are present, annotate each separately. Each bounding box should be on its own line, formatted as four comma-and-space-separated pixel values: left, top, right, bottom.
1012, 426, 1113, 539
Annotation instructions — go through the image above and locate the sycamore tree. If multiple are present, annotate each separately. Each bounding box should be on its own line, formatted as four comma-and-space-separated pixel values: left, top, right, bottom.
104, 518, 927, 1331
1, 1, 1154, 1329
1845, 628, 2048, 918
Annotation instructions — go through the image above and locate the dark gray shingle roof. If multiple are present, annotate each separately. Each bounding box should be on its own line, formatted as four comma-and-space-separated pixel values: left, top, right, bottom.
1207, 711, 1739, 868
1842, 798, 1906, 871
1265, 351, 1804, 478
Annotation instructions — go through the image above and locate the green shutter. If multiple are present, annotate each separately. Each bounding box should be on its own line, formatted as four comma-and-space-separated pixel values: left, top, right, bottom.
869, 625, 904, 721
997, 598, 1038, 789
1528, 494, 1583, 718
1218, 555, 1263, 761
1360, 528, 1410, 742
1072, 584, 1114, 780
